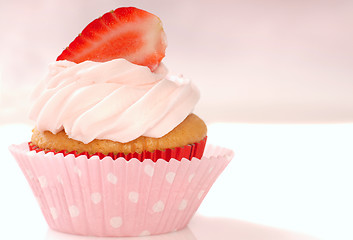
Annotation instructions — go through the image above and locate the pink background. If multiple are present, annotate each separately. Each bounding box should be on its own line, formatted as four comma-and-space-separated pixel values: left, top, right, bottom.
0, 0, 353, 124
1, 2, 353, 239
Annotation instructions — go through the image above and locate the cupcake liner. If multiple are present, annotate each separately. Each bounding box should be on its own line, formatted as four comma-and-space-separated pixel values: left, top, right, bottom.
9, 143, 233, 237
28, 137, 207, 162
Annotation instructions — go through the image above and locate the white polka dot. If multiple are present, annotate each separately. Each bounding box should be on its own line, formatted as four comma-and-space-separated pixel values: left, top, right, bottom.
166, 172, 176, 184
27, 150, 36, 157
128, 192, 139, 203
139, 230, 151, 236
107, 173, 117, 184
74, 166, 82, 177
152, 200, 165, 213
209, 167, 214, 173
198, 190, 205, 200
69, 205, 80, 218
38, 176, 48, 188
144, 165, 154, 177
26, 169, 34, 180
57, 175, 63, 184
188, 173, 195, 183
110, 216, 123, 228
179, 199, 188, 210
91, 192, 102, 204
50, 207, 58, 220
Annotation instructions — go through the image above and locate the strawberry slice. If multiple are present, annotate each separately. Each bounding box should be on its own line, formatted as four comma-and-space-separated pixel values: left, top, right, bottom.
56, 7, 167, 71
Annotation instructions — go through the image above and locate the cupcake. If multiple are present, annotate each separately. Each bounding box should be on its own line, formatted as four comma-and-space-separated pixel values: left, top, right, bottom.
9, 7, 233, 237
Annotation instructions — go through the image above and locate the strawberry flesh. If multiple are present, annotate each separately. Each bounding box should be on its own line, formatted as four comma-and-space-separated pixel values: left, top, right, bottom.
57, 7, 166, 71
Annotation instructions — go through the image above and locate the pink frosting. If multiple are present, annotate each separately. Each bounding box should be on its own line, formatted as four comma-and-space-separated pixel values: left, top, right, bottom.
29, 59, 200, 144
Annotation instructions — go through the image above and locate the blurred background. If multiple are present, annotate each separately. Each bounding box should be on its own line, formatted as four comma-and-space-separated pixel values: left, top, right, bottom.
1, 1, 353, 240
0, 0, 352, 125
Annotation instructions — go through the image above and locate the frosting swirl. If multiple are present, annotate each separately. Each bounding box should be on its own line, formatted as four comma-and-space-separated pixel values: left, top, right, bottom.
29, 59, 200, 144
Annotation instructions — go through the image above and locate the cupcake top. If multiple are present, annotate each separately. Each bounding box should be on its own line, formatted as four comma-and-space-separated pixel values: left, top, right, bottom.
29, 59, 199, 144
29, 7, 201, 144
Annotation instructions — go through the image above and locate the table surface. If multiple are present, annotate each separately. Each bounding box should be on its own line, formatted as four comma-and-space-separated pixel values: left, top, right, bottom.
1, 122, 353, 240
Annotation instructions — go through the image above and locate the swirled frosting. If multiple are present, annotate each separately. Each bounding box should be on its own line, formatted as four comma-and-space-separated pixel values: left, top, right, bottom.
29, 59, 200, 144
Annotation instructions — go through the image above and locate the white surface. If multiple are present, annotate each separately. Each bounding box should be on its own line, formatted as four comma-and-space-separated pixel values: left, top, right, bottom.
1, 123, 353, 239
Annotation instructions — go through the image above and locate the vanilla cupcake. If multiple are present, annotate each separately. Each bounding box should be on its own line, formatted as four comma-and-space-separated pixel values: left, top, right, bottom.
28, 59, 207, 161
9, 7, 233, 237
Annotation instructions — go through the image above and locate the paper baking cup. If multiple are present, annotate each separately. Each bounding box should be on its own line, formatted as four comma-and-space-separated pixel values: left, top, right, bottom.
28, 137, 207, 162
9, 143, 233, 237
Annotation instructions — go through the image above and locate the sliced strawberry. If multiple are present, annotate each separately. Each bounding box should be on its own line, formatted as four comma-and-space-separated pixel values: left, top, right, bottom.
56, 7, 167, 71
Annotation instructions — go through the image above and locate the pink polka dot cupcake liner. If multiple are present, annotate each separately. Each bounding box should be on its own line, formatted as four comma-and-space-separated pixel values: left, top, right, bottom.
9, 143, 233, 237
